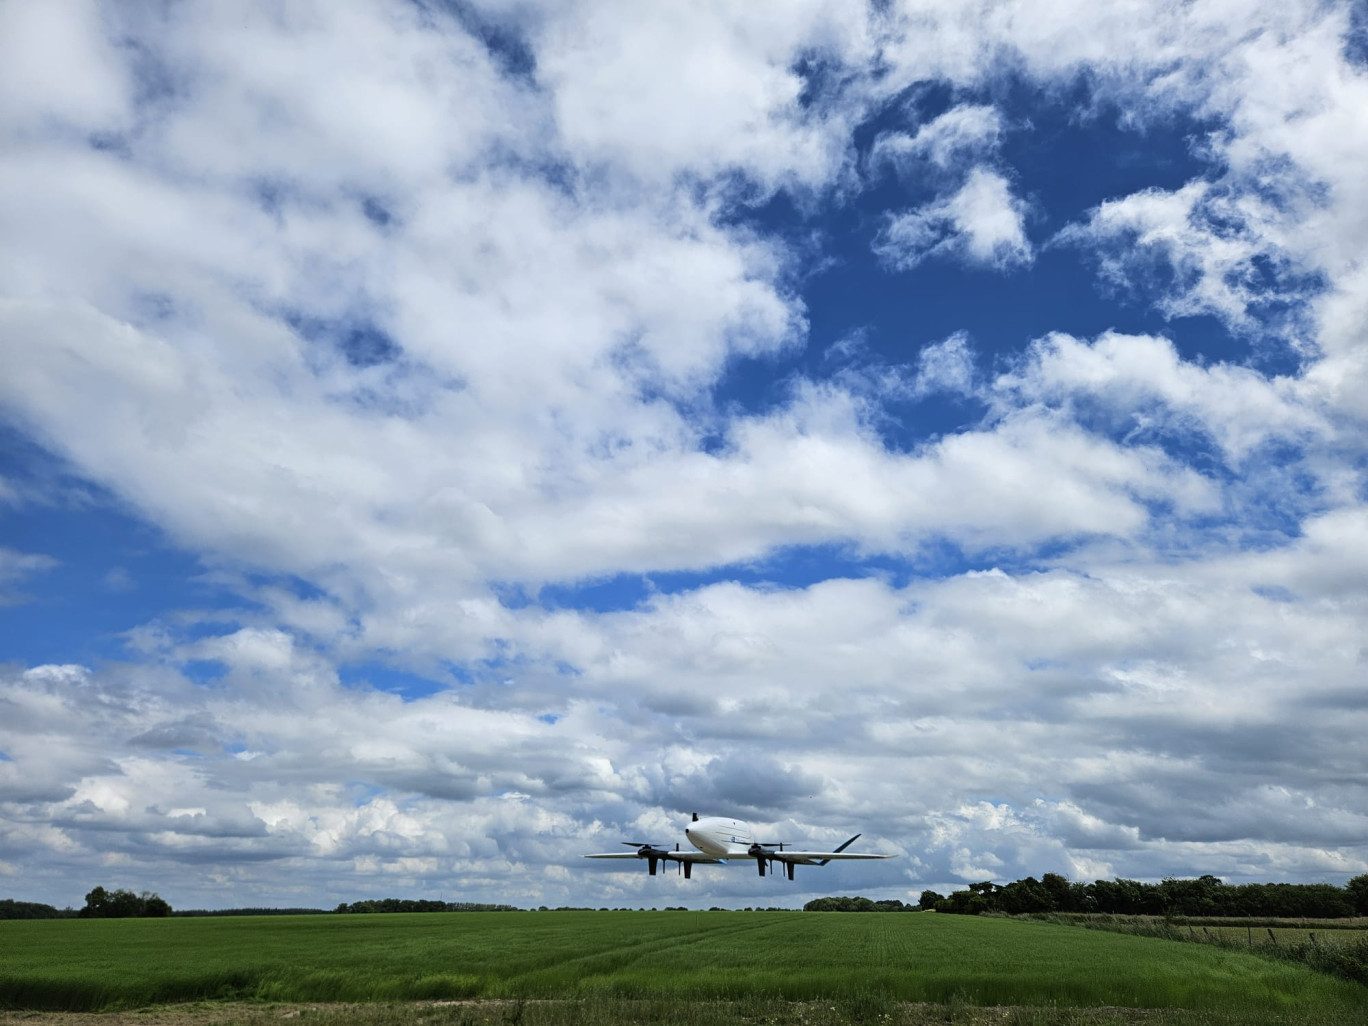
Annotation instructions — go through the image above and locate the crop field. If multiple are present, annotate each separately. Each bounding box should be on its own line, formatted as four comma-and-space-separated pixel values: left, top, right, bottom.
2, 911, 1365, 1024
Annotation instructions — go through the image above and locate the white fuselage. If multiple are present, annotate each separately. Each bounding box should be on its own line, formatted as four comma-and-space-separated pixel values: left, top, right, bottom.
684, 816, 756, 857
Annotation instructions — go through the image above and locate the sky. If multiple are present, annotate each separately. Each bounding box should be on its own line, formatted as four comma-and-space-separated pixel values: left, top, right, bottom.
1, 0, 1366, 912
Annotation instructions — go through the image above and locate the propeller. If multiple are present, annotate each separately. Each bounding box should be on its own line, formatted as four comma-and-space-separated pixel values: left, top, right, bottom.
617, 839, 702, 881
748, 842, 800, 880
622, 842, 668, 876
748, 843, 771, 877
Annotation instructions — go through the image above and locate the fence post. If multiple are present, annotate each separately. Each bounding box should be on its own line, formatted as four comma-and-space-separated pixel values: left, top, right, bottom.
1267, 928, 1277, 945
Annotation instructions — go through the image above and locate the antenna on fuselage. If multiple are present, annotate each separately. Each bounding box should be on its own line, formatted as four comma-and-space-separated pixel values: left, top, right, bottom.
691, 812, 699, 821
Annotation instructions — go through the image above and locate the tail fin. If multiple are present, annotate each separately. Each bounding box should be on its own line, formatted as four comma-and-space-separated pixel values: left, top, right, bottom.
815, 833, 861, 866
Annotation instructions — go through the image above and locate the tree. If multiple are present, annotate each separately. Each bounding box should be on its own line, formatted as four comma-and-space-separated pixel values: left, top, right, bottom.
80, 886, 111, 918
1040, 873, 1082, 912
997, 876, 1053, 914
937, 889, 993, 915
80, 886, 172, 918
1347, 874, 1368, 916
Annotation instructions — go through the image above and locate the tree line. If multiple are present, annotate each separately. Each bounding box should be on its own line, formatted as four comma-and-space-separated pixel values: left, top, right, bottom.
0, 892, 527, 919
803, 896, 918, 912
0, 887, 178, 918
802, 874, 1368, 918
335, 898, 521, 913
919, 873, 1368, 918
0, 899, 74, 919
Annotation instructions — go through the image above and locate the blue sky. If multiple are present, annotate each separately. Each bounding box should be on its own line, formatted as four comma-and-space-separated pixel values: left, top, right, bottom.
1, 0, 1367, 910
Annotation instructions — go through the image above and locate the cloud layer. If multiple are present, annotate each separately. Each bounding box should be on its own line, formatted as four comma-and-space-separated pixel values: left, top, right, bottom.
0, 0, 1366, 909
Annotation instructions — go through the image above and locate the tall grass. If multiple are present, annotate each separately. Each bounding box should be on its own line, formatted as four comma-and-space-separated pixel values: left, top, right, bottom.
1016, 912, 1368, 987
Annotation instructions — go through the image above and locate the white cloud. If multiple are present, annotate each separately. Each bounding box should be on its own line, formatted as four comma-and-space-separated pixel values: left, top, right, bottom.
524, 0, 876, 191
1054, 182, 1306, 332
996, 331, 1328, 461
875, 167, 1033, 271
912, 332, 979, 398
870, 104, 1004, 175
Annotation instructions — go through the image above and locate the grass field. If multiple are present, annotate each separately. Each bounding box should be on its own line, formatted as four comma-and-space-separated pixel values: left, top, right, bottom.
2, 911, 1365, 1022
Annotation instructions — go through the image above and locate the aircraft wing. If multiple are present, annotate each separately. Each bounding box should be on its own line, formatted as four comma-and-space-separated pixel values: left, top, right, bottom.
584, 846, 725, 878
580, 853, 727, 864
583, 851, 723, 863
759, 850, 895, 864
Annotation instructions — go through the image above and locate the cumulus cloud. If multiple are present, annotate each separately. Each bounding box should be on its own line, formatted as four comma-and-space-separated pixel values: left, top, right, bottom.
524, 0, 876, 191
1054, 183, 1317, 334
7, 519, 1366, 905
875, 167, 1033, 271
995, 331, 1328, 461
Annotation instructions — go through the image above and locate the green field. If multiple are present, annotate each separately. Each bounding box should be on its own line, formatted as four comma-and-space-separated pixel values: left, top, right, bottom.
2, 910, 1365, 1021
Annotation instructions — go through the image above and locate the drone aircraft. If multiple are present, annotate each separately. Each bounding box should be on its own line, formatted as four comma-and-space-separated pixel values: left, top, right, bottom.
583, 813, 896, 880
